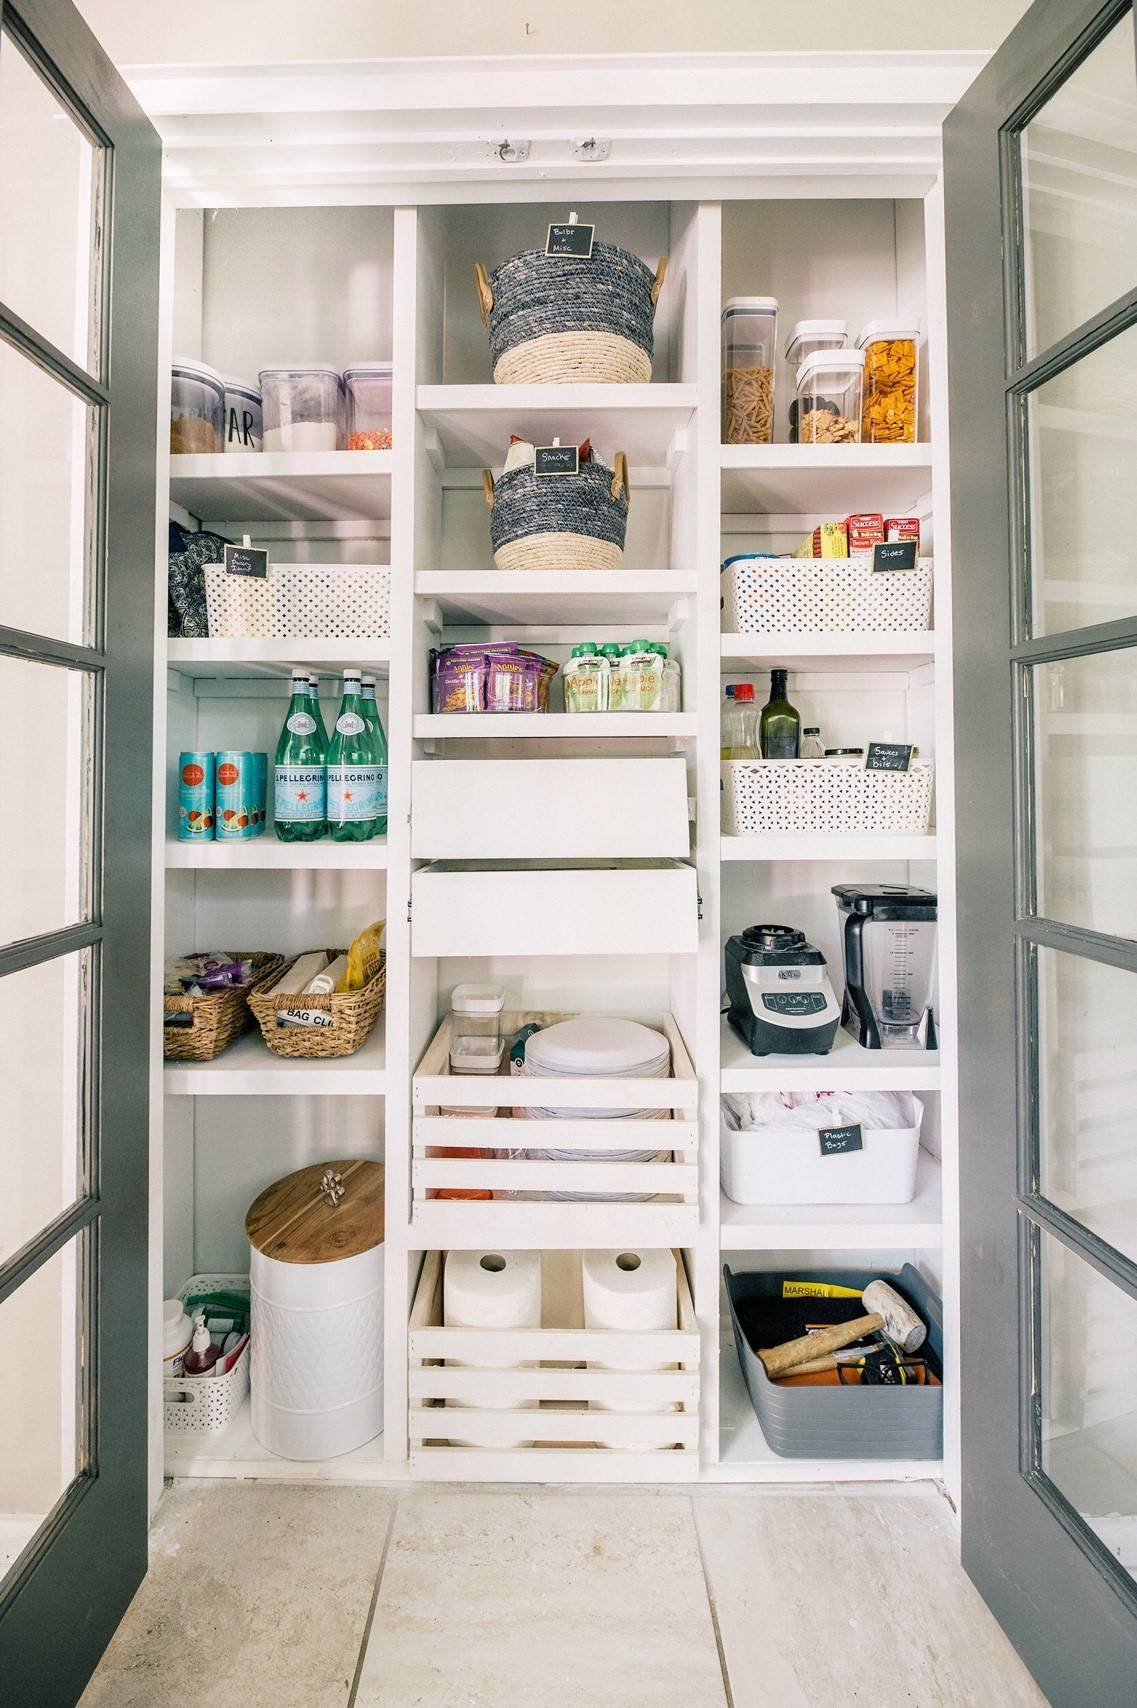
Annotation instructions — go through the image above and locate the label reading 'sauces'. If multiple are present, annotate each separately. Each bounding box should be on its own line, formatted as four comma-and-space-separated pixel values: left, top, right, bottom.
865, 741, 915, 773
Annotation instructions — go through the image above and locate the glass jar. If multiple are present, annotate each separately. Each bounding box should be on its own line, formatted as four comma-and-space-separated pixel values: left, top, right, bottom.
785, 320, 848, 441
344, 361, 393, 450
259, 364, 345, 452
801, 726, 824, 759
721, 296, 778, 445
171, 358, 225, 454
222, 376, 263, 453
856, 320, 920, 444
793, 350, 865, 445
449, 984, 505, 1070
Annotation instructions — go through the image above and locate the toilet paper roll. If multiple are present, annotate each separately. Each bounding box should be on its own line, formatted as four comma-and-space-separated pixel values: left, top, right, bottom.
443, 1249, 542, 1446
582, 1248, 679, 1449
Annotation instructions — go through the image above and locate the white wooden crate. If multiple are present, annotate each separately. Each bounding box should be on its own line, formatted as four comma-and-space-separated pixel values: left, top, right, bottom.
408, 1248, 700, 1480
410, 757, 691, 860
411, 1011, 699, 1246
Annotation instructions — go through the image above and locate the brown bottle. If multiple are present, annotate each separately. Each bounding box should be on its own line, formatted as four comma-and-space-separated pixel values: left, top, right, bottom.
183, 1310, 220, 1376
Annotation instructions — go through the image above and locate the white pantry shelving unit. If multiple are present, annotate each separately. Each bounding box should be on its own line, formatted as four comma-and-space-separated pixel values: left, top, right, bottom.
142, 50, 969, 1505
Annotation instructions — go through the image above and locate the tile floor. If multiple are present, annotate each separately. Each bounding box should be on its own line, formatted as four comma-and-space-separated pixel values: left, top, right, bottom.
81, 1479, 1049, 1708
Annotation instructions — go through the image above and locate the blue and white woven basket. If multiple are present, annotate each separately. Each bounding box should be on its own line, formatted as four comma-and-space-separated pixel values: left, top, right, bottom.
482, 453, 630, 570
475, 244, 667, 385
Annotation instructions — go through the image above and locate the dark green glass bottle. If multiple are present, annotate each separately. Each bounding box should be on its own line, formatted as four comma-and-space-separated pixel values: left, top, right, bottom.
759, 666, 800, 759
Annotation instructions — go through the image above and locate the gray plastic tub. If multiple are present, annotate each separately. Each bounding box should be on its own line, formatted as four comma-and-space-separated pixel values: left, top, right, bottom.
724, 1263, 943, 1460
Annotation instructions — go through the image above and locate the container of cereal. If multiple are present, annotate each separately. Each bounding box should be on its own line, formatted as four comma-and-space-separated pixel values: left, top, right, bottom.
785, 321, 848, 441
344, 362, 393, 450
793, 349, 865, 445
171, 359, 225, 454
721, 297, 778, 444
259, 365, 345, 452
222, 376, 263, 452
856, 320, 920, 444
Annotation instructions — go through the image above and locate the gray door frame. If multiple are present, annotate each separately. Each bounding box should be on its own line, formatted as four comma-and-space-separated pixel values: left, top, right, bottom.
0, 1, 160, 1702
945, 0, 1137, 1700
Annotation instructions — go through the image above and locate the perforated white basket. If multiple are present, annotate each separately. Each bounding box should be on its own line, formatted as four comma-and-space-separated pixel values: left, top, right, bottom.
204, 561, 391, 641
721, 759, 934, 835
721, 557, 932, 634
163, 1273, 250, 1436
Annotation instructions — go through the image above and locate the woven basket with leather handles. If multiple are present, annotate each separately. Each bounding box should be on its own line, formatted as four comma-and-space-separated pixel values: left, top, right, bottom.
475, 246, 667, 385
247, 950, 386, 1060
163, 952, 285, 1062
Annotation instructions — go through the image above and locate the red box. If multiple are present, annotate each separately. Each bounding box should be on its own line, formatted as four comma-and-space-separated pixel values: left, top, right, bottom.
843, 512, 885, 559
884, 516, 921, 549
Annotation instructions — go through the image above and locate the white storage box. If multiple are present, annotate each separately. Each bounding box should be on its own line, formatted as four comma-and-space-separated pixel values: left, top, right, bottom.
162, 1273, 250, 1436
204, 560, 391, 641
246, 1159, 384, 1461
721, 759, 934, 836
721, 556, 932, 634
721, 1099, 924, 1206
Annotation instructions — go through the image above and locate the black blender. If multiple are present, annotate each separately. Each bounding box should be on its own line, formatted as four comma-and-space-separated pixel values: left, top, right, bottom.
724, 924, 842, 1056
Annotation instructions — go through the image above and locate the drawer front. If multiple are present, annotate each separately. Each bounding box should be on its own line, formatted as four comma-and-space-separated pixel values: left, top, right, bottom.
411, 757, 691, 859
410, 864, 698, 956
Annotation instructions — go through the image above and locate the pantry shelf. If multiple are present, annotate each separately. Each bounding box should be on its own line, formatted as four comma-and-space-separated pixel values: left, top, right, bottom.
416, 570, 697, 627
721, 833, 937, 862
720, 1017, 941, 1092
414, 712, 697, 740
168, 638, 392, 680
720, 632, 936, 673
164, 1397, 404, 1484
165, 838, 388, 870
719, 443, 934, 515
169, 450, 393, 523
416, 384, 697, 467
718, 1150, 943, 1251
163, 1025, 387, 1096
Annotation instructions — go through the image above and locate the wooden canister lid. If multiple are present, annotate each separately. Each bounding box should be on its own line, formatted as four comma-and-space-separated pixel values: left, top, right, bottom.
245, 1159, 384, 1265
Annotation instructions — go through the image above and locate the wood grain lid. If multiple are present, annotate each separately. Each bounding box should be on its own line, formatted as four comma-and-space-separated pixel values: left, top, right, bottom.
245, 1159, 384, 1265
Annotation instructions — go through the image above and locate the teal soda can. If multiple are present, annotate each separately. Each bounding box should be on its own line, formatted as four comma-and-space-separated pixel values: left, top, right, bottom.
215, 751, 258, 840
177, 752, 215, 840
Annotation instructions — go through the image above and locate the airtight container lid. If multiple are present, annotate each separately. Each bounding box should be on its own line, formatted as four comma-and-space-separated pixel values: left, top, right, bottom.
525, 1016, 670, 1076
785, 319, 848, 361
221, 374, 261, 399
855, 319, 921, 348
796, 348, 866, 381
449, 1040, 507, 1074
172, 357, 224, 386
258, 363, 344, 381
245, 1158, 384, 1264
722, 296, 779, 318
343, 361, 393, 378
451, 983, 505, 1016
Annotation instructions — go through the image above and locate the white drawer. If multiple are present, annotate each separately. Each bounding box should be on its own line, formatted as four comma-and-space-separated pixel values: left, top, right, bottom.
410, 861, 698, 956
411, 757, 691, 860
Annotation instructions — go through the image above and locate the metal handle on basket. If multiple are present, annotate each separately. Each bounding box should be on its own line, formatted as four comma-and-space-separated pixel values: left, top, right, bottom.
474, 262, 494, 329
610, 452, 630, 506
481, 469, 495, 510
320, 1168, 345, 1207
651, 257, 668, 308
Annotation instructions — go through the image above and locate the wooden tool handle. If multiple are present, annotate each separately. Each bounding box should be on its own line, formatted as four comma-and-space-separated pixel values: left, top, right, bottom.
474, 262, 494, 328
651, 257, 668, 307
610, 451, 630, 505
481, 469, 495, 509
759, 1312, 883, 1378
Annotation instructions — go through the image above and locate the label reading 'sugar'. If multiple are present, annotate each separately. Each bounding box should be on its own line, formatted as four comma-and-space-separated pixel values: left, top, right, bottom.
327, 764, 385, 822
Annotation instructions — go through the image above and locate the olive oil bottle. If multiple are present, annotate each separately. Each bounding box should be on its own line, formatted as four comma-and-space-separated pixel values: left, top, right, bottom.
759, 667, 800, 759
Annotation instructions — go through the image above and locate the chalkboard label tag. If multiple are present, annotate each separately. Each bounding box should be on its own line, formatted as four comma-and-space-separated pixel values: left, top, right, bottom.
865, 741, 915, 773
534, 443, 580, 476
872, 539, 918, 573
546, 221, 595, 258
223, 543, 269, 580
818, 1122, 864, 1158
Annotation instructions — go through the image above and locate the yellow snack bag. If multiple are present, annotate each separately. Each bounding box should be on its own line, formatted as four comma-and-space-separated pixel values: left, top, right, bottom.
337, 919, 386, 992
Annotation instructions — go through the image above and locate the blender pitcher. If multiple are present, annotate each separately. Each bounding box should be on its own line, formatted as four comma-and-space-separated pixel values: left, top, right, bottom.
832, 885, 938, 1050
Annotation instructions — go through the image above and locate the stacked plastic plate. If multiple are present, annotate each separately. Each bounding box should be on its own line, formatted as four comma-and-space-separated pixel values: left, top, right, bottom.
512, 1018, 672, 1200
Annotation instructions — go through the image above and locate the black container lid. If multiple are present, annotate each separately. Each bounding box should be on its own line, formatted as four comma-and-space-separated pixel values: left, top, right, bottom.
832, 883, 937, 913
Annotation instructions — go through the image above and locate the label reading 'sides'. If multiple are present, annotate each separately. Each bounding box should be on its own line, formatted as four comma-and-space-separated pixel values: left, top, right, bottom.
545, 221, 595, 258
818, 1122, 864, 1158
865, 742, 915, 773
871, 539, 918, 573
534, 443, 580, 476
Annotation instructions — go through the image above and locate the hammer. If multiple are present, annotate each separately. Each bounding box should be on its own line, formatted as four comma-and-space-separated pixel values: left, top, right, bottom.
758, 1280, 925, 1379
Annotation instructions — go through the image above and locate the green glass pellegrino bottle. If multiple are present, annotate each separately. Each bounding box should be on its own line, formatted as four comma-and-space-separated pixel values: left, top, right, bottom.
306, 674, 329, 748
327, 670, 384, 842
361, 674, 389, 837
274, 669, 327, 842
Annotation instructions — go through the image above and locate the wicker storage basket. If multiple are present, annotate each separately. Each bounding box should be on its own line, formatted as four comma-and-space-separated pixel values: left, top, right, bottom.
204, 561, 391, 642
475, 246, 667, 385
163, 952, 285, 1062
482, 454, 630, 571
247, 950, 386, 1060
721, 759, 934, 836
721, 557, 933, 634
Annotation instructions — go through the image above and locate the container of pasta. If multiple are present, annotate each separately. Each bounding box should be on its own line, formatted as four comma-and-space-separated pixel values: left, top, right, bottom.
721, 297, 778, 444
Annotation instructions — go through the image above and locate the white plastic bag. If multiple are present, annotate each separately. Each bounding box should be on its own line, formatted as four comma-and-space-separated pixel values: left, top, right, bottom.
722, 1089, 920, 1133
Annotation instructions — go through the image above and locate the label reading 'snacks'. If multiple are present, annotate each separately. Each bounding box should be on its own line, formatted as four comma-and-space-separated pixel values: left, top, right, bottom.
327, 765, 383, 822
274, 766, 326, 822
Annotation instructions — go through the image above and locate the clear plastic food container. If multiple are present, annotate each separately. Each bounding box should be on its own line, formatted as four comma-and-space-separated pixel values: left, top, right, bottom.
222, 376, 263, 453
258, 364, 345, 452
344, 361, 393, 451
721, 296, 778, 444
450, 983, 505, 1066
857, 320, 919, 444
785, 321, 848, 441
793, 349, 865, 445
171, 359, 225, 454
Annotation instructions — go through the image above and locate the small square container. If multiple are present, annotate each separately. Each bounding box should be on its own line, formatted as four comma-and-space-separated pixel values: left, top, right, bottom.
785, 321, 848, 441
259, 364, 345, 452
222, 376, 263, 452
171, 358, 225, 454
794, 349, 865, 445
856, 319, 920, 444
450, 984, 505, 1066
721, 296, 778, 445
344, 362, 393, 450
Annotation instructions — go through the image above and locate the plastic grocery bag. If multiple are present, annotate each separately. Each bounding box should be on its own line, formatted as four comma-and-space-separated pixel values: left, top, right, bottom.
722, 1089, 920, 1132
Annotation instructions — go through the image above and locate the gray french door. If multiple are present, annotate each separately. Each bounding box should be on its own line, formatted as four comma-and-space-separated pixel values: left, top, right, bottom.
946, 0, 1137, 1698
0, 0, 159, 1702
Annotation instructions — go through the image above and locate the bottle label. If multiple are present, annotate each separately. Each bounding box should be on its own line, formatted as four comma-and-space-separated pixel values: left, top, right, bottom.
274, 765, 326, 822
336, 712, 366, 736
327, 764, 384, 823
286, 711, 316, 736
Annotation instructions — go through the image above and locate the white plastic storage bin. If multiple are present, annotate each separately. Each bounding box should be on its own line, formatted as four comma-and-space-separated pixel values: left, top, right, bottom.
203, 561, 391, 641
411, 757, 691, 861
721, 759, 934, 836
162, 1273, 250, 1435
246, 1159, 384, 1461
407, 1248, 700, 1478
721, 556, 932, 634
720, 1098, 924, 1205
410, 861, 698, 956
